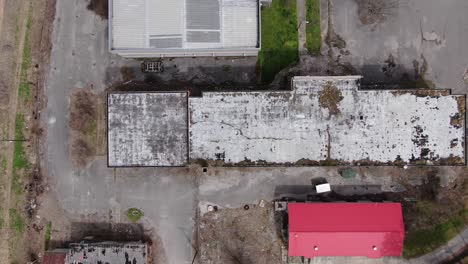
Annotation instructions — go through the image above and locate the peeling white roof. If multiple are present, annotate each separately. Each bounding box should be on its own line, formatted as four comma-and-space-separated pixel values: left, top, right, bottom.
66, 242, 147, 264
189, 76, 465, 165
108, 92, 188, 166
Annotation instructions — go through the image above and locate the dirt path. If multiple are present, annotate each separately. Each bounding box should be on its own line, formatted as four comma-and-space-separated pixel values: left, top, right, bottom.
0, 0, 4, 31
0, 0, 56, 262
0, 0, 30, 262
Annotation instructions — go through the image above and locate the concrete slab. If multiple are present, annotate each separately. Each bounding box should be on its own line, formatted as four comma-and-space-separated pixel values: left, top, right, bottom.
330, 0, 468, 95
189, 76, 465, 165
108, 92, 188, 166
44, 2, 196, 263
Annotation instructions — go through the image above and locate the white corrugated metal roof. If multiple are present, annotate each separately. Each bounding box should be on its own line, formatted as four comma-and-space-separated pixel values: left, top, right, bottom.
223, 0, 258, 48
112, 0, 146, 49
111, 0, 259, 50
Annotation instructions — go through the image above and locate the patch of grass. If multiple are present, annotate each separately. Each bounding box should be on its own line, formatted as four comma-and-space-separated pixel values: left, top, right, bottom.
9, 208, 25, 235
126, 208, 144, 223
13, 114, 28, 169
222, 65, 232, 72
18, 4, 33, 101
87, 119, 98, 144
403, 209, 467, 258
306, 0, 321, 55
258, 0, 298, 84
12, 114, 29, 195
44, 222, 52, 250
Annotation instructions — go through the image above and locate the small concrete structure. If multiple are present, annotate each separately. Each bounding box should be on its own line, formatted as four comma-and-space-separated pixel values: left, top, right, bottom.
66, 242, 147, 264
43, 242, 147, 264
189, 76, 465, 165
108, 92, 188, 166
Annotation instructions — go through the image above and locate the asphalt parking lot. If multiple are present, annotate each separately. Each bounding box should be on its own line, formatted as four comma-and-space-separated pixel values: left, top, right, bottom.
42, 0, 468, 263
330, 0, 468, 94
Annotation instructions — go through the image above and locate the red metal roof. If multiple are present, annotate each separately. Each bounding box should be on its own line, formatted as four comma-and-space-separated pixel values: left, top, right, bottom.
288, 203, 404, 258
42, 252, 66, 264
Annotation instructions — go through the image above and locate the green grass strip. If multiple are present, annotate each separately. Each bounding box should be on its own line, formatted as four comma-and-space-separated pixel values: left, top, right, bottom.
258, 0, 299, 84
18, 3, 33, 101
11, 114, 28, 195
44, 222, 52, 250
306, 0, 321, 55
9, 208, 25, 235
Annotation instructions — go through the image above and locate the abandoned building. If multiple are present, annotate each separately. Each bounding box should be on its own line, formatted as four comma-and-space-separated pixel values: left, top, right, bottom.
107, 92, 188, 167
42, 242, 148, 264
109, 0, 260, 58
288, 203, 405, 258
107, 76, 466, 167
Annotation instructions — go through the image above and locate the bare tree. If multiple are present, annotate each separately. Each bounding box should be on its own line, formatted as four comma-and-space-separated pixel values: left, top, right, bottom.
71, 138, 94, 168
69, 89, 96, 132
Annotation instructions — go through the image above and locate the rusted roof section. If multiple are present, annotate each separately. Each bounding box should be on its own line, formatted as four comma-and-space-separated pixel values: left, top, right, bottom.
43, 251, 66, 264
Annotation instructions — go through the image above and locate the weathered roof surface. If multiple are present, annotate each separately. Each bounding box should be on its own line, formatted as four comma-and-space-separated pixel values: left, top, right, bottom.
189, 76, 465, 165
65, 242, 147, 264
108, 92, 188, 166
288, 203, 405, 258
43, 251, 66, 264
111, 0, 259, 50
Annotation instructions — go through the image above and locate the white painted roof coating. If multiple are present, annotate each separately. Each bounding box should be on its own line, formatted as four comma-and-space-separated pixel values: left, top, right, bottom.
111, 0, 259, 50
189, 76, 465, 165
108, 92, 188, 166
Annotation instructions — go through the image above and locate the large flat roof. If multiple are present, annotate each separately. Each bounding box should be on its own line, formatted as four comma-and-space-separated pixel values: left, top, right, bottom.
106, 76, 465, 166
288, 203, 404, 258
108, 92, 188, 166
189, 76, 465, 165
110, 0, 259, 55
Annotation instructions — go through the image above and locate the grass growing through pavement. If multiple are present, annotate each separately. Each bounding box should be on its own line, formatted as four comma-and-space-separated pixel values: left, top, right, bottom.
306, 0, 321, 55
403, 209, 467, 258
44, 222, 52, 250
258, 0, 298, 84
126, 208, 144, 222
